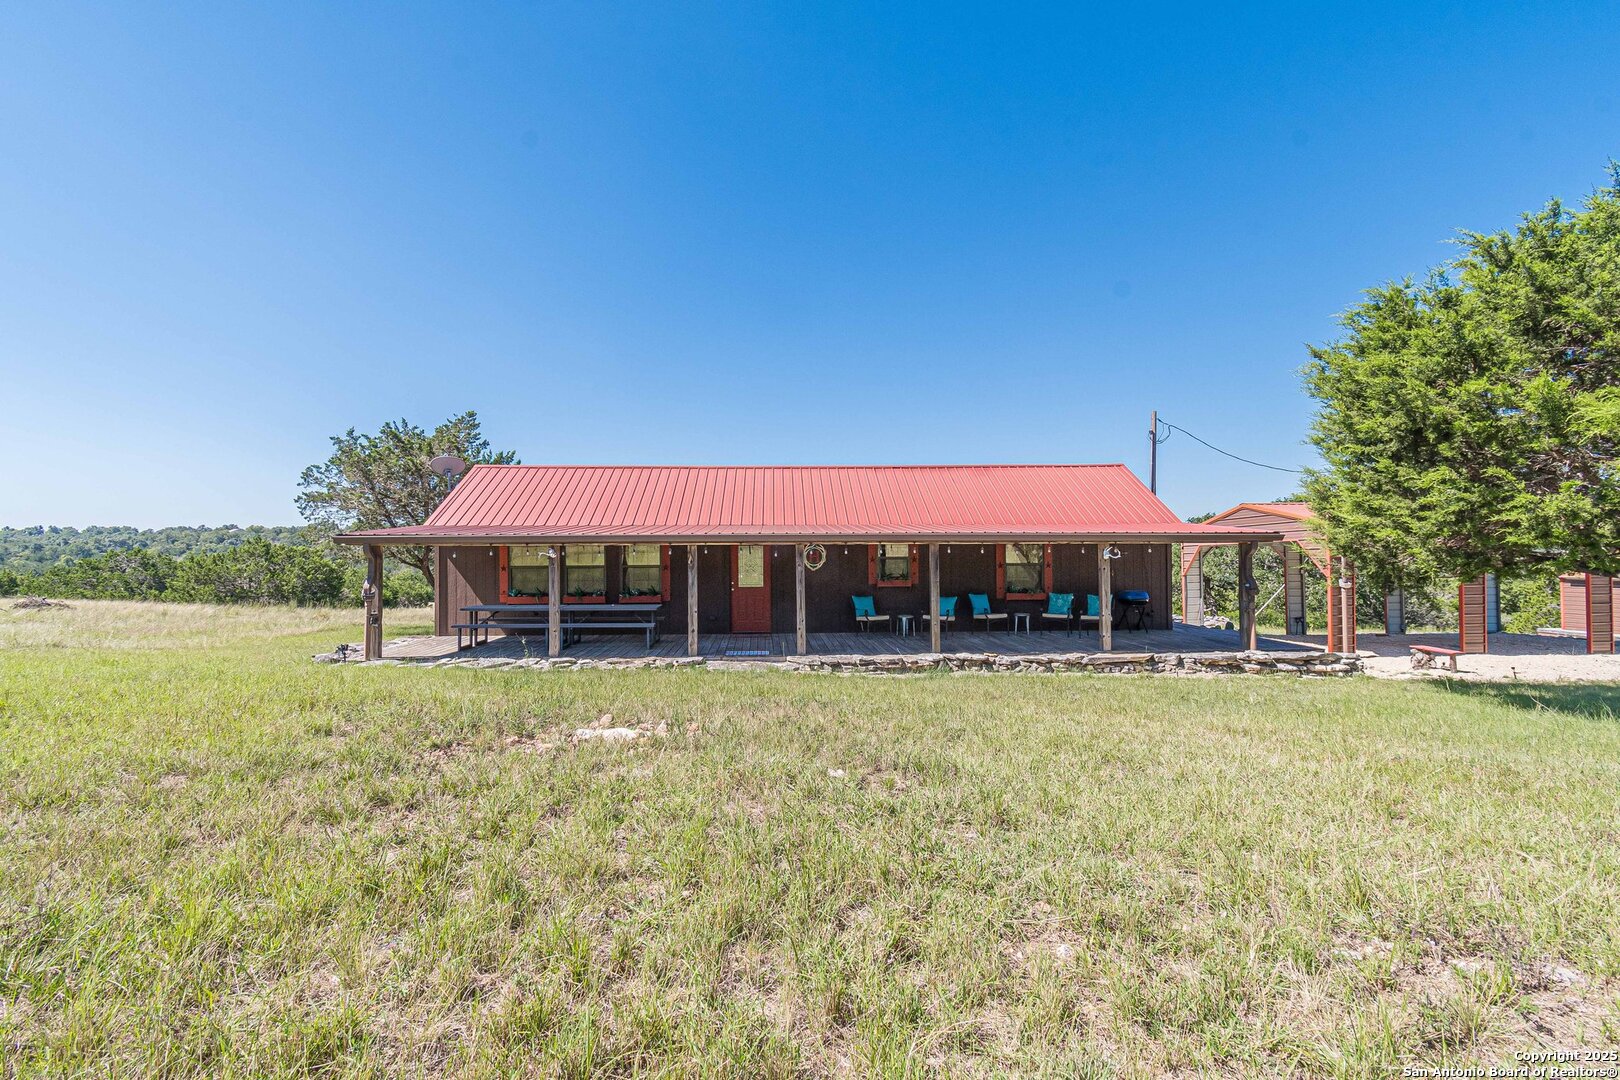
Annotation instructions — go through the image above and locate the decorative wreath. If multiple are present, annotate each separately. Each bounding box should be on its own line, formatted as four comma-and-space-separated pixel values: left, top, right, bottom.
802, 543, 828, 571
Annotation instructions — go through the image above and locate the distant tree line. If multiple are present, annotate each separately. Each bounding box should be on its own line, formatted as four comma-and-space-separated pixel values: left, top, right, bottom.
0, 524, 312, 574
0, 538, 431, 608
0, 411, 515, 609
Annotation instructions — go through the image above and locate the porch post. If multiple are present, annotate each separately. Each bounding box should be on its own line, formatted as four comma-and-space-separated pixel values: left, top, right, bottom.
547, 546, 562, 657
363, 544, 383, 660
1096, 543, 1113, 652
1182, 546, 1204, 627
1458, 574, 1489, 654
1338, 560, 1358, 653
687, 545, 699, 656
1283, 544, 1307, 636
794, 543, 807, 655
1384, 588, 1406, 635
1237, 541, 1257, 651
1586, 573, 1615, 654
928, 543, 941, 652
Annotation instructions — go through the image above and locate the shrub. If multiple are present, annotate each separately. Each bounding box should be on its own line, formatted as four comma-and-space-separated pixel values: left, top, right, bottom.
339, 565, 434, 608
22, 549, 178, 600
166, 538, 346, 606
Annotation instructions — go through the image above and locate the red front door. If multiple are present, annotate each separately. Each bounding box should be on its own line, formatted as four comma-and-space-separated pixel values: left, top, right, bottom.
730, 544, 772, 632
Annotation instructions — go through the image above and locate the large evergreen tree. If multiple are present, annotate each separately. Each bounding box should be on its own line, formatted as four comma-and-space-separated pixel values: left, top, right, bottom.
1305, 169, 1620, 589
296, 412, 517, 587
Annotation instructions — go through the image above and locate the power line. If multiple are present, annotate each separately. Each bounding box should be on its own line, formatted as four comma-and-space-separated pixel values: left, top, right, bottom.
1156, 420, 1304, 474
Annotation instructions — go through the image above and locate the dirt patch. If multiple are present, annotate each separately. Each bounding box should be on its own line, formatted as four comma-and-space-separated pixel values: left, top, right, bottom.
501, 734, 559, 754
421, 740, 470, 764
1005, 901, 1085, 971
1351, 632, 1620, 683
1297, 935, 1618, 1054
860, 767, 911, 793
10, 596, 70, 611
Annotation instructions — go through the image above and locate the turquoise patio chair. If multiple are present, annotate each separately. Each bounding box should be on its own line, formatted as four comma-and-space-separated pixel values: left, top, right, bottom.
851, 595, 891, 633
921, 595, 958, 633
967, 592, 1008, 631
1041, 592, 1075, 633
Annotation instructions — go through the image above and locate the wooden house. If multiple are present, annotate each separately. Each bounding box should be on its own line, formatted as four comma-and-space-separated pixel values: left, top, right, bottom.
337, 464, 1281, 659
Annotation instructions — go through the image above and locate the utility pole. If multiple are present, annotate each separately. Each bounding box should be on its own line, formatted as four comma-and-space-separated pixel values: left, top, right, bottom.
1149, 410, 1159, 493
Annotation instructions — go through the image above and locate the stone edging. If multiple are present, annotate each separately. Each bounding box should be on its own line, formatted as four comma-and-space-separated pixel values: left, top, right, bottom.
326, 649, 1361, 676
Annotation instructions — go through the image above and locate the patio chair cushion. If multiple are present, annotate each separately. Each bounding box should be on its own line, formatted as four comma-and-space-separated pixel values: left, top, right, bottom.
1086, 594, 1101, 617
968, 593, 993, 617
852, 595, 878, 618
1047, 592, 1074, 616
926, 596, 958, 618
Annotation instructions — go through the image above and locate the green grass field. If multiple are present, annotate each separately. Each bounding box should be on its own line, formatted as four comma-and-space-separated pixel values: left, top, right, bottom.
2, 601, 1617, 1077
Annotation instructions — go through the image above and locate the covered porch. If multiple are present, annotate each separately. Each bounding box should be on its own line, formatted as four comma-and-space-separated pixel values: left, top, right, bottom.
349, 537, 1283, 662
381, 623, 1316, 662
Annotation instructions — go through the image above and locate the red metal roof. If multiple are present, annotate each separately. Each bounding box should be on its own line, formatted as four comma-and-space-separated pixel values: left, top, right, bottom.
338, 464, 1282, 544
1181, 500, 1328, 573
1222, 501, 1315, 522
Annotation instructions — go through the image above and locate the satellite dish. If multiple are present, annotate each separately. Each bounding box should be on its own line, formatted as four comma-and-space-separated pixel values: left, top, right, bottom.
428, 454, 468, 481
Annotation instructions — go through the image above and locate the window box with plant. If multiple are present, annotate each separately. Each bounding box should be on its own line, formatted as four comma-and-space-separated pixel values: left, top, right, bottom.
996, 542, 1052, 601
619, 543, 671, 603
562, 544, 607, 603
868, 543, 918, 587
499, 545, 550, 604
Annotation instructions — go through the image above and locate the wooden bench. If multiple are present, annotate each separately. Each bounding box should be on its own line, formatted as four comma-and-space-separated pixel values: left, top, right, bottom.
454, 620, 551, 649
457, 618, 661, 650
560, 618, 660, 648
1410, 644, 1462, 672
458, 602, 663, 651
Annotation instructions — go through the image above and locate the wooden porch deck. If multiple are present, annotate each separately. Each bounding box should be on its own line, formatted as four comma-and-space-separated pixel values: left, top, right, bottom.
383, 624, 1313, 662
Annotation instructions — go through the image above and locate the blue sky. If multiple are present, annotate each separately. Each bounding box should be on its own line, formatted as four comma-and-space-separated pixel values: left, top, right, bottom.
2, 2, 1616, 527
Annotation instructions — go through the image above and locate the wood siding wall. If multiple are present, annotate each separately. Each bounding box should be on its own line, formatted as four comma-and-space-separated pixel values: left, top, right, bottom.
1560, 575, 1588, 632
433, 542, 1174, 637
1587, 574, 1615, 654
435, 545, 500, 636
1458, 575, 1490, 654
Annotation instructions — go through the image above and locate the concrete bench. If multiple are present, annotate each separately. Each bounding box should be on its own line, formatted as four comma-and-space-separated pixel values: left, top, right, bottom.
1410, 644, 1462, 672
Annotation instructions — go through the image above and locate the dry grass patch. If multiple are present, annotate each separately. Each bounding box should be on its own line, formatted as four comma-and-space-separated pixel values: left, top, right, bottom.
0, 596, 431, 651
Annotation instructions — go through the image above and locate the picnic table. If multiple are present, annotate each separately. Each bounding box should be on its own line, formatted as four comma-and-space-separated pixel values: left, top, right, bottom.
455, 603, 663, 650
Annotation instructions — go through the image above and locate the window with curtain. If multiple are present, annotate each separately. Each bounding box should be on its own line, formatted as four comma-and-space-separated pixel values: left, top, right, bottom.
506, 546, 549, 599
564, 544, 606, 596
622, 544, 663, 598
1005, 543, 1045, 595
876, 543, 912, 584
